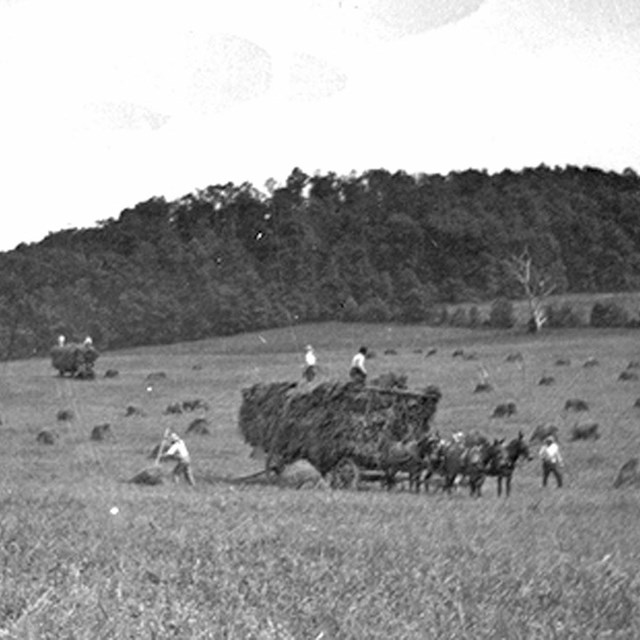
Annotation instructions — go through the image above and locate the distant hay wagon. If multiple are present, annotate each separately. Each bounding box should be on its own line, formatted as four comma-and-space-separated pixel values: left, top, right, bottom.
50, 343, 100, 379
238, 379, 442, 489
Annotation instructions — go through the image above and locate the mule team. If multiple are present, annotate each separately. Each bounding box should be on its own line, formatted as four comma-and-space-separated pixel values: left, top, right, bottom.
313, 344, 562, 497
380, 429, 561, 497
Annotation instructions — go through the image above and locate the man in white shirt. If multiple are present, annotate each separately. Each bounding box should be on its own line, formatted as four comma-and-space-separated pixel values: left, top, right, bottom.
350, 346, 368, 384
303, 344, 317, 382
161, 432, 195, 486
539, 436, 563, 488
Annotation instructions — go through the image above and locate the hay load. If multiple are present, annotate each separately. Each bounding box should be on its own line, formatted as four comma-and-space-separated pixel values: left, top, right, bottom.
238, 379, 441, 477
51, 343, 99, 379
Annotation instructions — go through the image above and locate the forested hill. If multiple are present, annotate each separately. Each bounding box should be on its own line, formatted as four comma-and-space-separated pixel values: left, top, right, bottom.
2, 165, 640, 359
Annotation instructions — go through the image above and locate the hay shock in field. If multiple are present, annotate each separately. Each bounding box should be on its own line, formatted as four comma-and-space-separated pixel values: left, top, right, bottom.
238, 380, 442, 480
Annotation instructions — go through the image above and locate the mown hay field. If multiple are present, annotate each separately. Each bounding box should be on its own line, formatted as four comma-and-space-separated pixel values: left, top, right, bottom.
1, 322, 640, 638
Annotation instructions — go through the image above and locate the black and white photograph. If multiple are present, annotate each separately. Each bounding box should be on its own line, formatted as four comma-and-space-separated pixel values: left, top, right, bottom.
1, 1, 640, 637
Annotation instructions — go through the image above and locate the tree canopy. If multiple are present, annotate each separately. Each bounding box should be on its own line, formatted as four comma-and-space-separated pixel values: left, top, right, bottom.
1, 165, 639, 359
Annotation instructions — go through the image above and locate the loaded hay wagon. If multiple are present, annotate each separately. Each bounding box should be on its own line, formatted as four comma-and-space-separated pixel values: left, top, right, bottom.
50, 342, 100, 379
238, 379, 442, 489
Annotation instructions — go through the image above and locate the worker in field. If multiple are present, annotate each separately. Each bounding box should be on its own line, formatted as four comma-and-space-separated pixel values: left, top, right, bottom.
303, 344, 317, 382
161, 432, 195, 486
539, 435, 563, 488
349, 346, 368, 385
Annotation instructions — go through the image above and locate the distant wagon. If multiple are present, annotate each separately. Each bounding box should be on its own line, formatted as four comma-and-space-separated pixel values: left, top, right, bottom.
238, 378, 442, 489
50, 342, 100, 379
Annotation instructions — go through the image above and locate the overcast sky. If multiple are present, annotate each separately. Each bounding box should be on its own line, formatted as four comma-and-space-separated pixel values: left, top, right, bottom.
1, 0, 639, 251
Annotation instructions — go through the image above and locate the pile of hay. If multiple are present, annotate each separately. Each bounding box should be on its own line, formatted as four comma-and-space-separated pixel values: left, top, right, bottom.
90, 423, 113, 441
36, 429, 58, 445
125, 405, 146, 417
182, 398, 209, 411
129, 467, 164, 485
164, 402, 183, 415
186, 418, 210, 435
565, 398, 589, 412
146, 371, 167, 381
238, 379, 441, 476
51, 344, 99, 379
56, 409, 74, 421
613, 458, 640, 488
530, 423, 559, 443
492, 402, 517, 418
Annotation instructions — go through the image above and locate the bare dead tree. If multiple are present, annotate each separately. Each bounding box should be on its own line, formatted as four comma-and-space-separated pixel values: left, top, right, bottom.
504, 248, 557, 332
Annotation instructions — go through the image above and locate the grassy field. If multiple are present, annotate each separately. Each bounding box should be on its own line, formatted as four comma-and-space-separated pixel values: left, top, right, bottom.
1, 322, 640, 638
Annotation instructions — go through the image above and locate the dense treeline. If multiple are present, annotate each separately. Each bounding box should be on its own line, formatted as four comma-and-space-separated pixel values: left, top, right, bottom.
2, 165, 640, 359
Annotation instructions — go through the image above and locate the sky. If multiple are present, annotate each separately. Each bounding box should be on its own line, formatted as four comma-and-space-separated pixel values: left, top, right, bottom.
1, 0, 639, 251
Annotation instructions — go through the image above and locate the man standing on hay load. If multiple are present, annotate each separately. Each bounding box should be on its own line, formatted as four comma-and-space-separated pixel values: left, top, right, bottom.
303, 344, 317, 382
350, 346, 368, 385
160, 432, 195, 486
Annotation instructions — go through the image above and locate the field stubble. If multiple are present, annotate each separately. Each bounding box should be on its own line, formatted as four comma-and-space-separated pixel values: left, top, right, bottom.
1, 323, 640, 638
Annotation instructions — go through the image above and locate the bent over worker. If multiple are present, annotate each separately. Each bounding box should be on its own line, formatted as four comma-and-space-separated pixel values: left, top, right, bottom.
161, 432, 195, 486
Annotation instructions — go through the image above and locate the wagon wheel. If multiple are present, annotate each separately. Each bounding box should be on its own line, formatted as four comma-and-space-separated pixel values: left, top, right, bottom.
264, 451, 282, 481
329, 457, 360, 490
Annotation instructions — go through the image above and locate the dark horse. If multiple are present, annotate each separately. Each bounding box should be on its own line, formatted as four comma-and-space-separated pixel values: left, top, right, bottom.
486, 431, 532, 497
440, 434, 493, 497
380, 432, 442, 493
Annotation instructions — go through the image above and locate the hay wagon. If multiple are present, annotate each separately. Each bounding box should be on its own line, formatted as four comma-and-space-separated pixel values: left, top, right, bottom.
238, 379, 442, 489
50, 343, 100, 379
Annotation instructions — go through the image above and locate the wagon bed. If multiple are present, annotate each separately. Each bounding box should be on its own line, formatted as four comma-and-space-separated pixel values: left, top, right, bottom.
238, 379, 442, 488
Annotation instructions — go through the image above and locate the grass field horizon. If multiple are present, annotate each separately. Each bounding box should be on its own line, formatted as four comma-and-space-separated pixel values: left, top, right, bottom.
2, 322, 640, 638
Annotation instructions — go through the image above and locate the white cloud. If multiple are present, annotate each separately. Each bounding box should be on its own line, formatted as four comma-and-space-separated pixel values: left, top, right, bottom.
1, 0, 640, 250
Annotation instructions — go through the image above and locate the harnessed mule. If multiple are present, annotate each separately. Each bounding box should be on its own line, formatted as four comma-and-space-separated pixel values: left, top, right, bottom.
380, 432, 441, 493
486, 431, 532, 497
441, 437, 492, 497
